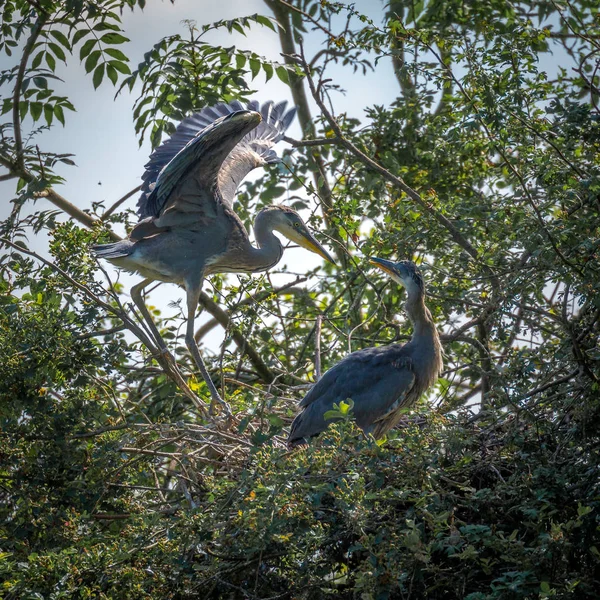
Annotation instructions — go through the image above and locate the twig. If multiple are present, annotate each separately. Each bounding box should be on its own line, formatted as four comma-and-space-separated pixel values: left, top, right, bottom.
102, 184, 142, 219
283, 135, 339, 148
314, 314, 322, 381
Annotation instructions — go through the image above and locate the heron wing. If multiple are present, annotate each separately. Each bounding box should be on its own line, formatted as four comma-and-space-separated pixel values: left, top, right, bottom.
137, 100, 296, 218
289, 345, 416, 442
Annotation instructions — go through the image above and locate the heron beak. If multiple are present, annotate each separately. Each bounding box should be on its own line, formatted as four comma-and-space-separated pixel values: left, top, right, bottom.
369, 256, 400, 277
297, 230, 337, 265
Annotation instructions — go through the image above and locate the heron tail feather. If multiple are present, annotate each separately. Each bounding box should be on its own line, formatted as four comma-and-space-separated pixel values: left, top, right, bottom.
91, 240, 134, 259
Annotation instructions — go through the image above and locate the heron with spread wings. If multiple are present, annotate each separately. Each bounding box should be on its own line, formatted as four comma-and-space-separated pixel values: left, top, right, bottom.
94, 101, 335, 416
288, 259, 442, 445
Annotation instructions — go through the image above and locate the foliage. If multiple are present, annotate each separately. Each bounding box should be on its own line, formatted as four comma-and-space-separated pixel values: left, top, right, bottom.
1, 0, 599, 598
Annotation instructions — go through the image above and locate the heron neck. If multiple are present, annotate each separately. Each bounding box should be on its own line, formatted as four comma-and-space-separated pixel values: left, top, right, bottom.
405, 294, 435, 340
405, 291, 443, 383
248, 209, 284, 271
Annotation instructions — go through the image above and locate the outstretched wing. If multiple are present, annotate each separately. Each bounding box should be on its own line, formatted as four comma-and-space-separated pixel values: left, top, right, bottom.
288, 345, 416, 444
137, 100, 296, 219
136, 110, 260, 224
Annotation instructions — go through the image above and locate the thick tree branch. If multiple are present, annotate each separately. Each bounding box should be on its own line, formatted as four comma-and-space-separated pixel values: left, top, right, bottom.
0, 154, 119, 241
13, 14, 47, 170
264, 0, 348, 268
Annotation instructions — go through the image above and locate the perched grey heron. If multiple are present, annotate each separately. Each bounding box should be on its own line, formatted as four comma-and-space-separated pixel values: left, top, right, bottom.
94, 101, 335, 416
288, 259, 442, 445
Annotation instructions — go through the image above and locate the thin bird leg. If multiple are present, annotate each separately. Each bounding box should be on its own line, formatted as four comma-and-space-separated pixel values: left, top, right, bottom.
130, 279, 172, 356
185, 286, 233, 418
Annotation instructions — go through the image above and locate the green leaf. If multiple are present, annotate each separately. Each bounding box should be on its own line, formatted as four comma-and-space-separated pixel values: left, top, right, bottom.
31, 51, 44, 69
339, 399, 354, 415
263, 62, 273, 81
44, 103, 53, 126
255, 15, 277, 32
45, 52, 56, 72
100, 33, 129, 45
93, 22, 121, 32
84, 50, 101, 74
323, 409, 342, 421
48, 42, 66, 63
50, 30, 71, 50
72, 28, 90, 46
109, 60, 130, 75
79, 38, 96, 60
104, 47, 129, 61
32, 76, 47, 89
1, 98, 12, 114
249, 58, 260, 79
93, 63, 105, 89
276, 65, 290, 84
30, 101, 43, 121
54, 104, 65, 125
106, 64, 118, 85
235, 53, 246, 69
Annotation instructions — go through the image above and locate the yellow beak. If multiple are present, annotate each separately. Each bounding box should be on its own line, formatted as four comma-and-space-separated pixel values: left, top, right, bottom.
298, 232, 336, 265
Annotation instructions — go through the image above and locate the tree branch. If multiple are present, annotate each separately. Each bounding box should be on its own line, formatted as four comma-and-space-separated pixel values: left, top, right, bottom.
199, 292, 275, 384
13, 13, 47, 170
102, 184, 142, 220
195, 278, 308, 342
0, 153, 120, 241
296, 48, 482, 264
264, 0, 348, 268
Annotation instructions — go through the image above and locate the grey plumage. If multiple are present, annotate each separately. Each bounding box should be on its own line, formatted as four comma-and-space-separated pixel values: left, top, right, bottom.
288, 258, 442, 444
93, 101, 334, 416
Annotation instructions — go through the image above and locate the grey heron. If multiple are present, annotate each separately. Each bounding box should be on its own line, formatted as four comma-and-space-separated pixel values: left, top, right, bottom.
94, 101, 335, 417
288, 258, 442, 444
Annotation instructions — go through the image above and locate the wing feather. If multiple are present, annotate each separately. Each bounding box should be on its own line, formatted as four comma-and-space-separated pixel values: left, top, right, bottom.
137, 100, 296, 218
289, 345, 416, 443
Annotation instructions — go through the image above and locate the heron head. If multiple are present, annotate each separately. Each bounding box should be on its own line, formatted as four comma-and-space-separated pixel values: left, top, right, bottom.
369, 257, 425, 295
269, 206, 336, 265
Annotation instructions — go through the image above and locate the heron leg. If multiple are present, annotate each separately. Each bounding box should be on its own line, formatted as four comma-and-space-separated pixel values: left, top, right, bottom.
129, 280, 211, 418
184, 286, 232, 418
130, 278, 171, 355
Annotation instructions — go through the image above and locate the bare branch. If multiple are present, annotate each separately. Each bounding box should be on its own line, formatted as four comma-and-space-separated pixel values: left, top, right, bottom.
297, 47, 482, 264
283, 135, 339, 148
102, 184, 142, 220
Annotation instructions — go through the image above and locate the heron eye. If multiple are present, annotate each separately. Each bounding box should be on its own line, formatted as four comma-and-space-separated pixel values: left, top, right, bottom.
293, 222, 300, 228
